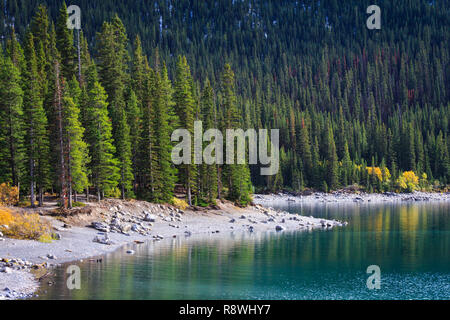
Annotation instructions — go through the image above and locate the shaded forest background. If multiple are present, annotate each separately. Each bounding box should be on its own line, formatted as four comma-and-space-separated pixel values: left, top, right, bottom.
0, 0, 449, 208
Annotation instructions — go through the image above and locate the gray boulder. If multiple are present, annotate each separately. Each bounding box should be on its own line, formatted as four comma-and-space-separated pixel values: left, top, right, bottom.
93, 234, 113, 245
144, 214, 157, 222
91, 222, 110, 233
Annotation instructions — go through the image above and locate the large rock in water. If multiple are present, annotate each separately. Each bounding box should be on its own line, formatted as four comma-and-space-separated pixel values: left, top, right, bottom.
275, 225, 285, 231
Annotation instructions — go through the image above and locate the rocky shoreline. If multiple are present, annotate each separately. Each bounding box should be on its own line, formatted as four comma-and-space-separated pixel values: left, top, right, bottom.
0, 199, 345, 300
253, 191, 450, 204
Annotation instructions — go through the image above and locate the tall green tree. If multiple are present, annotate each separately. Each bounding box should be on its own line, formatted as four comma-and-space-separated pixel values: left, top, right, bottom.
0, 54, 25, 188
97, 15, 133, 199
150, 66, 177, 203
84, 69, 119, 200
199, 79, 218, 203
174, 56, 197, 205
55, 2, 76, 81
221, 64, 252, 205
22, 31, 51, 207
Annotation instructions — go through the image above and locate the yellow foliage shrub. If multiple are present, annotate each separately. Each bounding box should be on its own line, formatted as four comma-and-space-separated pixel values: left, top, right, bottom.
397, 171, 420, 192
366, 167, 391, 182
0, 183, 19, 206
173, 197, 189, 210
0, 208, 14, 226
1, 212, 51, 241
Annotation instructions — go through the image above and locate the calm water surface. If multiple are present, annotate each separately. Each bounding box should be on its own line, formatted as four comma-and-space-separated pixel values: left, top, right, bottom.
37, 202, 450, 300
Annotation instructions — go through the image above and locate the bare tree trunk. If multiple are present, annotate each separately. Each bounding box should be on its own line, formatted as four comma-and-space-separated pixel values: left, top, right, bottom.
55, 61, 66, 208
217, 166, 221, 200
67, 139, 73, 209
30, 128, 35, 208
187, 169, 192, 206
121, 173, 125, 200
214, 105, 221, 200
30, 179, 35, 208
97, 189, 101, 202
38, 186, 43, 207
85, 187, 89, 203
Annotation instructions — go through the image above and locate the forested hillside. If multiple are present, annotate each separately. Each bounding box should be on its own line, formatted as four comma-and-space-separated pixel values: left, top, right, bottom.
0, 1, 449, 209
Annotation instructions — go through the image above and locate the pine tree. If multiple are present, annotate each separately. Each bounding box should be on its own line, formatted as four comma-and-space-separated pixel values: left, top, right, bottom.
116, 104, 134, 199
174, 56, 197, 205
221, 63, 252, 205
151, 65, 177, 203
126, 89, 141, 194
139, 63, 156, 197
62, 91, 89, 207
342, 141, 352, 186
23, 31, 51, 207
325, 120, 338, 191
6, 28, 24, 71
0, 54, 25, 188
56, 2, 76, 81
298, 118, 313, 185
84, 70, 119, 201
97, 15, 133, 199
200, 78, 218, 203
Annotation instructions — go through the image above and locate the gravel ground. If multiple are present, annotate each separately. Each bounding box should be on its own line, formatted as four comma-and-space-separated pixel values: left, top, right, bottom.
253, 191, 450, 204
0, 200, 344, 300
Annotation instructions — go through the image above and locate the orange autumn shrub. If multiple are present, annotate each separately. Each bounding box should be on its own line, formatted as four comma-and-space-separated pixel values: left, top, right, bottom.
0, 207, 14, 226
1, 211, 51, 240
0, 183, 19, 206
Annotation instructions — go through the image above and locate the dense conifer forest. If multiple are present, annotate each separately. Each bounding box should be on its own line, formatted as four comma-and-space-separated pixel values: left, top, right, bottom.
0, 0, 449, 208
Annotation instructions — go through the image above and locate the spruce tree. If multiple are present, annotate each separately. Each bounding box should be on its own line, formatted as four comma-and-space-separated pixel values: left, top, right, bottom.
84, 69, 119, 201
221, 63, 252, 205
0, 54, 25, 188
97, 15, 133, 199
23, 31, 51, 207
174, 56, 197, 205
56, 2, 76, 81
325, 120, 339, 191
151, 66, 177, 203
200, 78, 218, 203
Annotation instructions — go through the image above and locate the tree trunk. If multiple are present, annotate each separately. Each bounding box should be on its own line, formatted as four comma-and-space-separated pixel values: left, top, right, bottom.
30, 180, 35, 208
30, 148, 35, 208
38, 186, 43, 207
68, 185, 73, 209
121, 170, 125, 200
67, 139, 73, 209
55, 61, 66, 209
187, 169, 192, 206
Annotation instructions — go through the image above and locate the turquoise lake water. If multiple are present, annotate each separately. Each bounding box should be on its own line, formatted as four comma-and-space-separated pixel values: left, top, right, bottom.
37, 201, 450, 300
